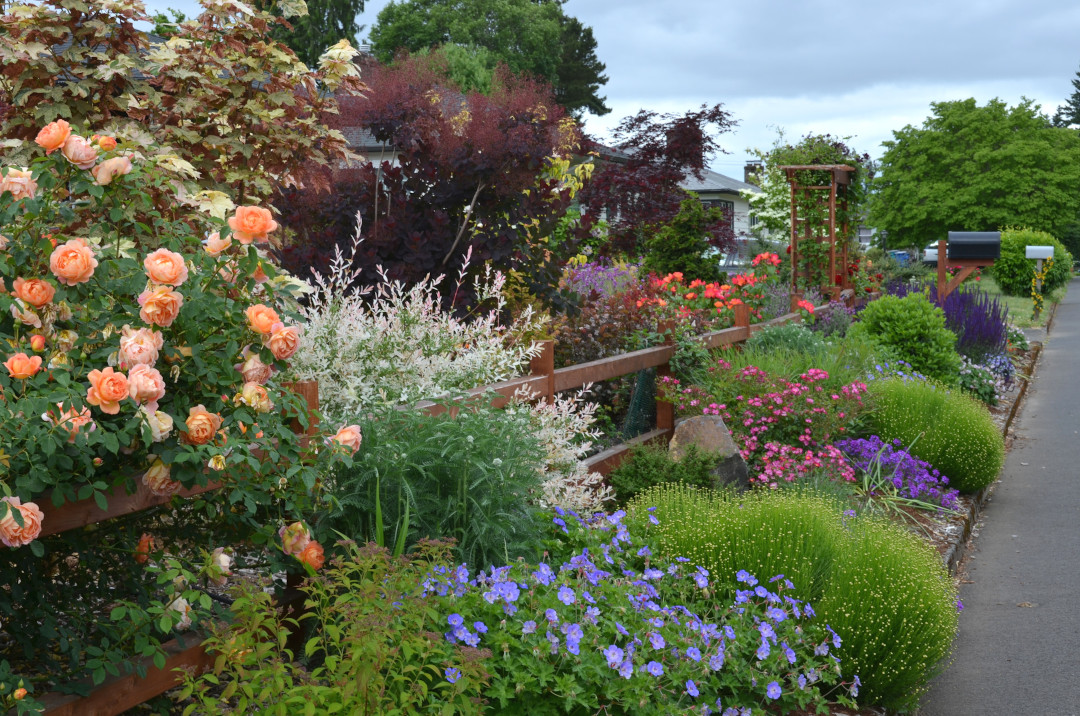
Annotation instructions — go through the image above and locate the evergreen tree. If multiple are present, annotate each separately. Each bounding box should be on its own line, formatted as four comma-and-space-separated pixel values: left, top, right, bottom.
1053, 63, 1080, 128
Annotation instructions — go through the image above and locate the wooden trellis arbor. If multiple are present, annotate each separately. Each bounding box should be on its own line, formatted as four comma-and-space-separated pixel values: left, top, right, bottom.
779, 164, 857, 303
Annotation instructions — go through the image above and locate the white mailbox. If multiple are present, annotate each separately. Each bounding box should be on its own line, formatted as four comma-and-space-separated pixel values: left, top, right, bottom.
1026, 245, 1054, 260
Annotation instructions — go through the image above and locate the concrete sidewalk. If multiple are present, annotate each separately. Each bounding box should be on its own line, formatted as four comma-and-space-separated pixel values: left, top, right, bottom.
921, 279, 1080, 715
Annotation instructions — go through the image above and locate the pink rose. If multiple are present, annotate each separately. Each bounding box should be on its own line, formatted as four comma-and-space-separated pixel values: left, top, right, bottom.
118, 325, 164, 369
204, 232, 231, 257
279, 521, 311, 556
235, 346, 273, 384
1, 168, 37, 201
142, 459, 180, 497
128, 364, 166, 412
49, 237, 98, 286
143, 248, 188, 287
0, 496, 44, 548
92, 156, 132, 186
61, 134, 98, 170
43, 402, 96, 443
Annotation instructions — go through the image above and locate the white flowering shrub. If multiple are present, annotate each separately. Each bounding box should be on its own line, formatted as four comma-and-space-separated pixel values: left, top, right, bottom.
288, 235, 548, 422
505, 386, 614, 512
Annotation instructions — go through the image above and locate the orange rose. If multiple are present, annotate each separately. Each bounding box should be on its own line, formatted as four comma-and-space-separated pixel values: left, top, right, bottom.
49, 237, 98, 286
4, 352, 42, 379
118, 325, 164, 369
134, 532, 156, 564
278, 521, 310, 556
35, 119, 72, 154
29, 334, 46, 352
298, 541, 325, 570
61, 134, 98, 170
142, 459, 180, 497
252, 262, 268, 284
86, 367, 129, 414
44, 402, 96, 443
1, 168, 37, 201
143, 248, 188, 287
0, 496, 44, 548
204, 232, 231, 257
228, 205, 278, 244
245, 304, 280, 335
91, 155, 132, 186
266, 322, 300, 361
12, 277, 55, 308
128, 364, 166, 411
92, 134, 117, 151
235, 346, 273, 384
330, 424, 362, 454
238, 382, 273, 412
137, 286, 184, 328
183, 404, 222, 445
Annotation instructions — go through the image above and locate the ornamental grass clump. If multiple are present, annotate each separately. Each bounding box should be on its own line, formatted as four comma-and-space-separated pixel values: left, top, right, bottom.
867, 377, 1005, 493
632, 484, 959, 711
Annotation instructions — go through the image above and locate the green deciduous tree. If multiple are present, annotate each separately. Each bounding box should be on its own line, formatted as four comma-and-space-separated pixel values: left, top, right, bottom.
369, 0, 608, 116
255, 0, 366, 69
871, 98, 1080, 248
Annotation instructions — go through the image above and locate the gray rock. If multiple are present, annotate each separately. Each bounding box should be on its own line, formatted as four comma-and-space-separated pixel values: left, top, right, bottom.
669, 415, 749, 490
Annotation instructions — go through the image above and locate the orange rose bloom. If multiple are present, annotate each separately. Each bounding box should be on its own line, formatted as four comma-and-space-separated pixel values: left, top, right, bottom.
204, 232, 231, 257
49, 237, 98, 286
4, 352, 42, 379
137, 286, 184, 328
143, 248, 189, 287
228, 206, 279, 244
331, 424, 363, 454
92, 134, 118, 151
298, 541, 325, 570
86, 367, 129, 414
245, 304, 280, 335
44, 402, 96, 443
61, 134, 98, 170
183, 404, 222, 445
1, 168, 37, 201
29, 334, 46, 352
92, 155, 133, 186
35, 119, 72, 154
134, 532, 156, 564
266, 322, 300, 360
0, 496, 44, 548
12, 277, 56, 308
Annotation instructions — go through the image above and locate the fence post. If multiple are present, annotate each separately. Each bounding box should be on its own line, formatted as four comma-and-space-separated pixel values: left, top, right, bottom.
733, 302, 750, 337
656, 321, 675, 435
529, 339, 555, 403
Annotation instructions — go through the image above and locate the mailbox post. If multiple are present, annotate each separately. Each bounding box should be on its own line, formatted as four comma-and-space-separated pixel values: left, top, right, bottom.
937, 231, 1001, 301
1026, 245, 1054, 320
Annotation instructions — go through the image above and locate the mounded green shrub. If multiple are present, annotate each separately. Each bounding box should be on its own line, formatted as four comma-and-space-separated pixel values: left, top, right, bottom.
848, 293, 961, 383
866, 377, 1005, 492
744, 321, 827, 356
608, 442, 718, 504
991, 227, 1073, 297
631, 484, 959, 710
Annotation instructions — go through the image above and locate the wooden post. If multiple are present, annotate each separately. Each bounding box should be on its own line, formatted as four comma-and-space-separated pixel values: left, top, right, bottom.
655, 321, 675, 435
790, 289, 805, 314
936, 239, 947, 301
284, 380, 319, 438
529, 339, 555, 403
733, 302, 750, 339
789, 176, 798, 295
828, 180, 837, 292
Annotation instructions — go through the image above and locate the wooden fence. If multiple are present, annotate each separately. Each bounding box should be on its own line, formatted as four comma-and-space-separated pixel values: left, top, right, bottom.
23, 299, 830, 715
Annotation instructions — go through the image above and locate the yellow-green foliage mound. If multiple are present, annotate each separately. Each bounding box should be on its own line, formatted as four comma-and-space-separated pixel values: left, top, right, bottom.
631, 485, 959, 710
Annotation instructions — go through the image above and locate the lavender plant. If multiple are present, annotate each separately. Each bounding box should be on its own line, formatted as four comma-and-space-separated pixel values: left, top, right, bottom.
563, 259, 642, 298
936, 287, 1008, 362
807, 300, 853, 338
836, 436, 960, 512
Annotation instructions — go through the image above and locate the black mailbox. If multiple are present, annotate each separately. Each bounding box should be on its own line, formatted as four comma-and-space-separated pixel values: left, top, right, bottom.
947, 231, 1000, 260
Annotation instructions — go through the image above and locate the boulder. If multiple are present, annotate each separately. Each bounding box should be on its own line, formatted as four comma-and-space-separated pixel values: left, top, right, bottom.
668, 415, 748, 490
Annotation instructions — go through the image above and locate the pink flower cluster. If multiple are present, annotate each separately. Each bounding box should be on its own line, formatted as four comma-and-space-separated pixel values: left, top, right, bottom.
752, 442, 855, 490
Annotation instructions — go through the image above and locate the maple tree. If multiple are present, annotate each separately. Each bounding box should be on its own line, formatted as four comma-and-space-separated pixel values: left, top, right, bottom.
274, 54, 587, 308
574, 103, 738, 257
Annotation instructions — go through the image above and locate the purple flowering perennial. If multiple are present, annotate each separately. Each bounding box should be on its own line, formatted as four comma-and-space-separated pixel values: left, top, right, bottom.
837, 435, 961, 510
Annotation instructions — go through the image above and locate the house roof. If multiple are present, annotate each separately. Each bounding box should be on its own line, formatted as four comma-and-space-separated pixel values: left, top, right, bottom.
681, 168, 760, 195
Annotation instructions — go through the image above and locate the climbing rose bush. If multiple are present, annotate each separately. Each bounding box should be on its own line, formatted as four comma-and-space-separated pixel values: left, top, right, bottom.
0, 126, 344, 688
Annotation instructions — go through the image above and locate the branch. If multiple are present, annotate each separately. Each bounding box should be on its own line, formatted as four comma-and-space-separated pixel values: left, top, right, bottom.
441, 182, 485, 267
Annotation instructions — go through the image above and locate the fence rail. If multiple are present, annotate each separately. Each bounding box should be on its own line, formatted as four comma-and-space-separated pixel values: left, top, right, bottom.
24, 299, 832, 715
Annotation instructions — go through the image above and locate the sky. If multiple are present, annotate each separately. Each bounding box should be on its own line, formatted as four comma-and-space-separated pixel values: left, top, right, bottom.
148, 0, 1080, 179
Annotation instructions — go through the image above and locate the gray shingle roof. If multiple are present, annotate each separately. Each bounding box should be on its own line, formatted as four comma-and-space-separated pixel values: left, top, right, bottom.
681, 168, 760, 195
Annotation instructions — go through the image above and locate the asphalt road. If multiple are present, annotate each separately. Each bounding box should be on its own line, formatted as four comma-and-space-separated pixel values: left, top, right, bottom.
921, 279, 1080, 715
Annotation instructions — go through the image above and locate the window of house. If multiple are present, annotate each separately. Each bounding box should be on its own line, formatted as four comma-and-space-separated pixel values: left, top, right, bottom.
701, 199, 735, 229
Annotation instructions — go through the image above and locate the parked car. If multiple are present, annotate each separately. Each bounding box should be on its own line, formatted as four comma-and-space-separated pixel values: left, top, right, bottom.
923, 242, 940, 266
